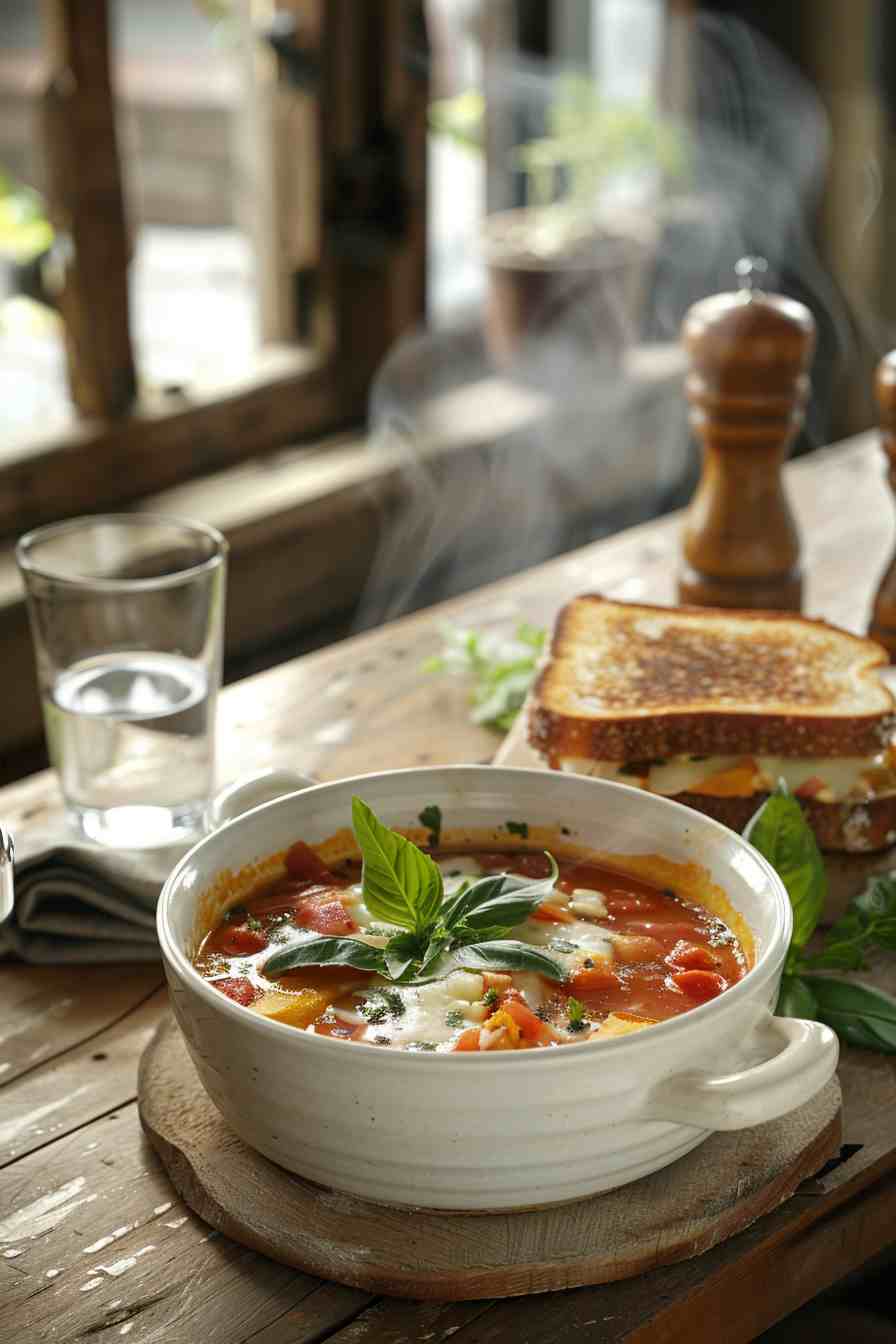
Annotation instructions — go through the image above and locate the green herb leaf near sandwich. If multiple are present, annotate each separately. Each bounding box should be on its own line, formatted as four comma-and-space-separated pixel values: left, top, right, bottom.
424, 623, 546, 733
744, 787, 896, 1054
742, 791, 826, 953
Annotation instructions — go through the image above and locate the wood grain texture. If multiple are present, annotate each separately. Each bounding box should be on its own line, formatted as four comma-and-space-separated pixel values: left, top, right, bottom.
138, 1017, 842, 1302
0, 987, 165, 1167
678, 282, 815, 611
0, 963, 162, 1088
0, 1104, 372, 1344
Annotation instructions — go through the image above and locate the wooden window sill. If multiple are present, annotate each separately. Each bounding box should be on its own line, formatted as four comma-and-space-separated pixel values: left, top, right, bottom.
1, 344, 687, 774
0, 345, 375, 539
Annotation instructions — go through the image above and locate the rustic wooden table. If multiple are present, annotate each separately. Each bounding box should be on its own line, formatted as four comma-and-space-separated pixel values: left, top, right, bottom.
2, 433, 896, 1344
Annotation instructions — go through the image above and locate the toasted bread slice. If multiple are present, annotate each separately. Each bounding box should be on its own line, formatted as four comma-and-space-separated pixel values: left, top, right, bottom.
530, 596, 895, 763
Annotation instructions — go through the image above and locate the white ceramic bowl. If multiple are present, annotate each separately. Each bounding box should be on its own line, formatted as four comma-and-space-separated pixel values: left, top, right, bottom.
157, 766, 838, 1211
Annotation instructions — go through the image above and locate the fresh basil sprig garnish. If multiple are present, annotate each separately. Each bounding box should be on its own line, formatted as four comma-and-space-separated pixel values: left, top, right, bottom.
744, 787, 896, 1053
263, 797, 566, 986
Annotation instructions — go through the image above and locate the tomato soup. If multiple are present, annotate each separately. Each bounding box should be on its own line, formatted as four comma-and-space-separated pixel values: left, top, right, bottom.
193, 837, 747, 1051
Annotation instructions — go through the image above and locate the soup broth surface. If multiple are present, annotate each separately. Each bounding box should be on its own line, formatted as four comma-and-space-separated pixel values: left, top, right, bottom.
194, 841, 746, 1050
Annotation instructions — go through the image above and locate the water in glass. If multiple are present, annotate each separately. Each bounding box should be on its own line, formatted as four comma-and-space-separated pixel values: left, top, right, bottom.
46, 651, 215, 847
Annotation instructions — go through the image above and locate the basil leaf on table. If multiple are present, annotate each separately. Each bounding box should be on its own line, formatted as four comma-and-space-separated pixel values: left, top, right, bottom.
854, 874, 896, 920
775, 975, 818, 1020
803, 912, 868, 972
743, 790, 826, 948
264, 936, 387, 978
352, 796, 444, 933
804, 874, 896, 972
804, 976, 896, 1053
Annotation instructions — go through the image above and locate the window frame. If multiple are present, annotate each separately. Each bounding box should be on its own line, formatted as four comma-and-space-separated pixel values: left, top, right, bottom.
1, 0, 428, 539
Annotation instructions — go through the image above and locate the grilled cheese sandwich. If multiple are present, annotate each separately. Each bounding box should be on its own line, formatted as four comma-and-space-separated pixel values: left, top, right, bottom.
531, 597, 896, 852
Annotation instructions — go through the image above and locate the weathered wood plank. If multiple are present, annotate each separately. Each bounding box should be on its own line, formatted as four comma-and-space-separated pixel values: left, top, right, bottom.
0, 964, 162, 1088
0, 1106, 370, 1343
425, 1176, 896, 1344
322, 1298, 497, 1343
0, 988, 165, 1167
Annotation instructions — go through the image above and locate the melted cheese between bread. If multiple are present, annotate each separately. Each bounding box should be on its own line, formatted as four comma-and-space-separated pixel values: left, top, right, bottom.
559, 752, 896, 803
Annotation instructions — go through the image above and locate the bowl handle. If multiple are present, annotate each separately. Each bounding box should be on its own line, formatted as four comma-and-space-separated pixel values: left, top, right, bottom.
641, 1012, 839, 1131
206, 769, 317, 831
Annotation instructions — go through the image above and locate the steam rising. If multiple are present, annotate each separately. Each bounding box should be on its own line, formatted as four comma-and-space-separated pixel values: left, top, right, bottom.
353, 13, 858, 631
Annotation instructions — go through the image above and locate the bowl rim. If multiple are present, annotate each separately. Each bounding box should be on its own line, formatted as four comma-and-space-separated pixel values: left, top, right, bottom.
157, 765, 792, 1065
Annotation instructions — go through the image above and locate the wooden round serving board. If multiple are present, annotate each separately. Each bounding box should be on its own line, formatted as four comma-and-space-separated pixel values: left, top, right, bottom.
139, 1017, 842, 1301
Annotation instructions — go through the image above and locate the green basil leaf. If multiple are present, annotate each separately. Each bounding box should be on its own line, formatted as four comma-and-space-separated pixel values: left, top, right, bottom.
418, 804, 442, 848
263, 936, 387, 978
855, 873, 896, 919
776, 975, 818, 1019
352, 796, 443, 933
416, 931, 453, 980
424, 623, 545, 733
454, 939, 566, 980
743, 791, 826, 948
870, 919, 896, 951
383, 931, 425, 981
440, 876, 485, 930
805, 975, 896, 1053
463, 890, 547, 930
804, 943, 867, 972
442, 856, 558, 933
451, 922, 512, 945
471, 670, 534, 728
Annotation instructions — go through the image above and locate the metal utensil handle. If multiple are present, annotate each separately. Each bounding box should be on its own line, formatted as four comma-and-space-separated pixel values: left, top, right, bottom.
0, 824, 13, 923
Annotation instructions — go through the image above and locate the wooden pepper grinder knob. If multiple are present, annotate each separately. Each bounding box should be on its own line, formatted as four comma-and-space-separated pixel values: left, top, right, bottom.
868, 352, 896, 657
678, 257, 816, 611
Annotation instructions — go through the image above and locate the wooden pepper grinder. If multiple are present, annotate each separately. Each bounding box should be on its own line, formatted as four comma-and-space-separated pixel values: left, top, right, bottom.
678, 257, 816, 611
868, 352, 896, 657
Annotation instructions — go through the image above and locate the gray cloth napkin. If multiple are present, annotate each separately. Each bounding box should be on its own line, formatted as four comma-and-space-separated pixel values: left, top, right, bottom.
0, 770, 312, 963
0, 832, 187, 964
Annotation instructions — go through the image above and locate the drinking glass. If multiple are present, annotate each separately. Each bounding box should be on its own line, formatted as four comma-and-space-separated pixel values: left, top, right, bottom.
17, 514, 227, 848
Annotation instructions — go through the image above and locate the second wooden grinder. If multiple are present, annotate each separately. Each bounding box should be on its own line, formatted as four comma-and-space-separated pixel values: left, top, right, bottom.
867, 351, 896, 658
678, 257, 816, 611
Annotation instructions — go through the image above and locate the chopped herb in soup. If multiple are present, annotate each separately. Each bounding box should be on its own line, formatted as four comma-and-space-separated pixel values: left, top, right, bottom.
193, 798, 746, 1050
